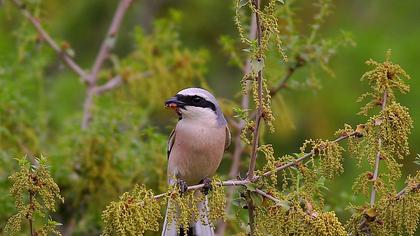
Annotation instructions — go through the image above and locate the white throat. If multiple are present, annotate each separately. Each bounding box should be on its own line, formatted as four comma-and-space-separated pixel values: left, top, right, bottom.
180, 106, 218, 126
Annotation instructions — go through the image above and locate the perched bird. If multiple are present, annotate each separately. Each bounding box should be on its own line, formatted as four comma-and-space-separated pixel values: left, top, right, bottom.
162, 88, 231, 236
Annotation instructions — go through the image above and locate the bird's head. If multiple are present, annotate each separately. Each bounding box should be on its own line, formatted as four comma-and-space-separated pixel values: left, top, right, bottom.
165, 88, 227, 125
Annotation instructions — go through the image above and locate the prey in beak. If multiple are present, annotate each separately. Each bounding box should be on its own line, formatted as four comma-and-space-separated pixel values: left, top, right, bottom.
165, 96, 184, 117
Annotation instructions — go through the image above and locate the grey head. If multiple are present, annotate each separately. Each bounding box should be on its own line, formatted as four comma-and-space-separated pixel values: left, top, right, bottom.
165, 87, 227, 126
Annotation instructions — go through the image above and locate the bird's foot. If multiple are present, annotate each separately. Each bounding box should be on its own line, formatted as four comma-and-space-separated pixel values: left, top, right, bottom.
177, 179, 188, 195
200, 178, 212, 195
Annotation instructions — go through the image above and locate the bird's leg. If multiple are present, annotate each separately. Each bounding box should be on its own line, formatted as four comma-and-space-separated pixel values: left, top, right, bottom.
177, 179, 189, 195
200, 178, 213, 195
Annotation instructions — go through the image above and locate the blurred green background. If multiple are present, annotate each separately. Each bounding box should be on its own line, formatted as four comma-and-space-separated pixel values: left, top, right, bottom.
0, 0, 419, 235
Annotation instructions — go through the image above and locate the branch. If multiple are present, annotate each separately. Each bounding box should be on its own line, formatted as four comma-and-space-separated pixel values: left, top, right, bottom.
258, 131, 356, 180
11, 0, 87, 80
396, 182, 420, 200
82, 0, 133, 129
369, 90, 388, 207
247, 0, 263, 182
89, 0, 133, 84
93, 75, 123, 95
153, 179, 249, 200
154, 131, 355, 198
269, 56, 305, 97
216, 10, 258, 236
29, 191, 34, 236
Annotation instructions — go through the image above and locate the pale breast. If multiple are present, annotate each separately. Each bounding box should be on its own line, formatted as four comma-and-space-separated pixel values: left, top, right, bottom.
168, 121, 226, 185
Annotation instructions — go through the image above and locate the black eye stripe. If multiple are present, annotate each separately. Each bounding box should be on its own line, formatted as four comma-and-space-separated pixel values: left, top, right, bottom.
176, 95, 216, 111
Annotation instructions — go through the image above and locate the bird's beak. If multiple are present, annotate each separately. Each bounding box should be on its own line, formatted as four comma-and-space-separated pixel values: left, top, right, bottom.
165, 96, 185, 111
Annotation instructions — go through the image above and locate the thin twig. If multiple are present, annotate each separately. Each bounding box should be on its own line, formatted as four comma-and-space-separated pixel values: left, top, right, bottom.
246, 1, 262, 234
269, 57, 305, 97
369, 90, 388, 207
89, 0, 133, 83
255, 188, 282, 204
247, 0, 263, 182
11, 0, 87, 80
396, 183, 420, 199
29, 191, 34, 236
258, 131, 356, 180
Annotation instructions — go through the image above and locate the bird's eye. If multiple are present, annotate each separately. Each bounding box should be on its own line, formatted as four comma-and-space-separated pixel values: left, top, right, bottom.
192, 96, 202, 104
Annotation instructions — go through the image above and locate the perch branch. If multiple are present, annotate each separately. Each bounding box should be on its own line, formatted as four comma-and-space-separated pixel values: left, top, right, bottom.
11, 0, 87, 80
154, 131, 355, 197
369, 90, 388, 207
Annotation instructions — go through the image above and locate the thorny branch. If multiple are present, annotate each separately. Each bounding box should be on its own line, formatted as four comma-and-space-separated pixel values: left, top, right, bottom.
369, 90, 388, 207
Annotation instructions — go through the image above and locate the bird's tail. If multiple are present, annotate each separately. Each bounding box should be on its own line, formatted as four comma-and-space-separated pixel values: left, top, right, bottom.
161, 195, 214, 236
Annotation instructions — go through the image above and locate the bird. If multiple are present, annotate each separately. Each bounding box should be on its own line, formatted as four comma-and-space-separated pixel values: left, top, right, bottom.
162, 87, 231, 236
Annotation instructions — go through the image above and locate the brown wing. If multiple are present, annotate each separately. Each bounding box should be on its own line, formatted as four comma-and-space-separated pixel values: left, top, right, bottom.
167, 129, 176, 159
225, 125, 231, 150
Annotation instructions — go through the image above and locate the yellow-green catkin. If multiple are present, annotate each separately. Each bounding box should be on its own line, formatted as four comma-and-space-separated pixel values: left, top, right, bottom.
300, 139, 344, 179
4, 156, 63, 236
101, 185, 162, 236
346, 51, 417, 235
255, 201, 346, 236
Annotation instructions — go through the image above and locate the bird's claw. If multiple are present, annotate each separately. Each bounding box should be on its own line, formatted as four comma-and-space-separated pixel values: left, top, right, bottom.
177, 179, 188, 195
201, 178, 212, 195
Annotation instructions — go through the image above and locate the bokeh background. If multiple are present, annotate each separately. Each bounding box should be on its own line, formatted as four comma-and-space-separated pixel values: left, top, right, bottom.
0, 0, 419, 235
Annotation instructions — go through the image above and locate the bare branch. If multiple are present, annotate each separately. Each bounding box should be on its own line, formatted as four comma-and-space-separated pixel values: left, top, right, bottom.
82, 0, 133, 129
93, 75, 123, 95
89, 0, 133, 83
370, 90, 388, 207
255, 188, 282, 205
11, 0, 87, 80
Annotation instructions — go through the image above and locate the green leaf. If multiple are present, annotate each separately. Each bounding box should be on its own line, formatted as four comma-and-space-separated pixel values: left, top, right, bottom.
277, 0, 285, 4
250, 192, 263, 206
232, 197, 248, 209
245, 183, 257, 192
